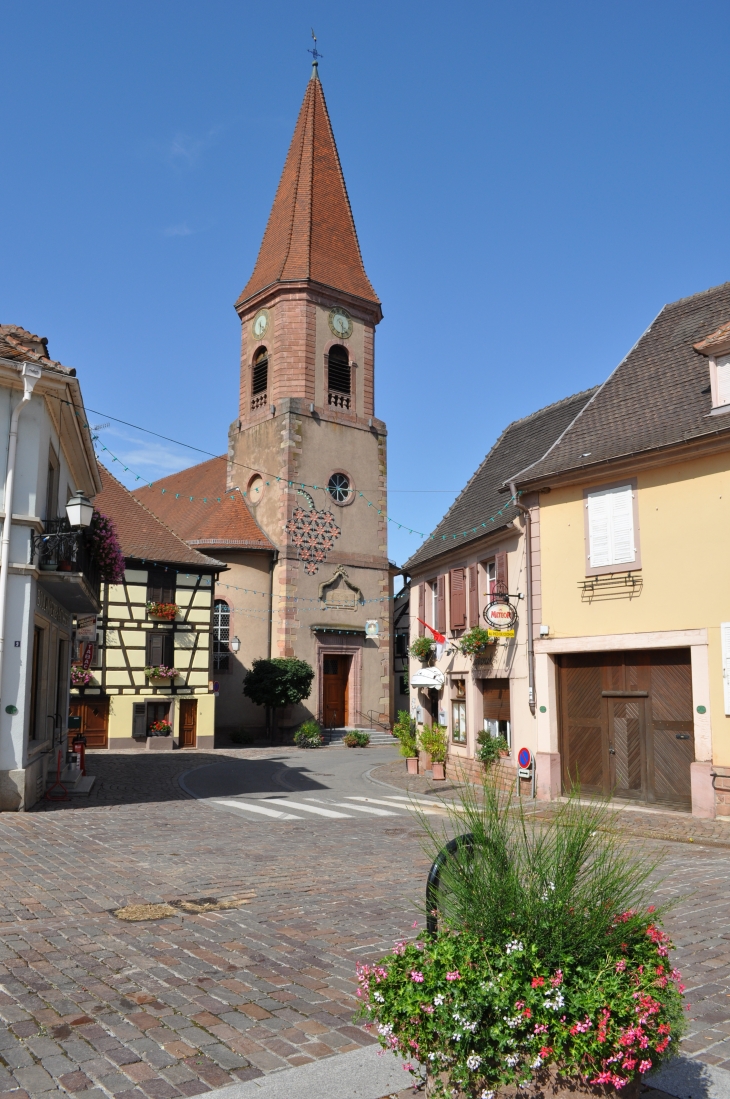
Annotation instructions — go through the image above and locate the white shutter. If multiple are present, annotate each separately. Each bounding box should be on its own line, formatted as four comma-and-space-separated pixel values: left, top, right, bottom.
587, 492, 610, 567
609, 486, 635, 564
722, 623, 730, 715
717, 356, 730, 407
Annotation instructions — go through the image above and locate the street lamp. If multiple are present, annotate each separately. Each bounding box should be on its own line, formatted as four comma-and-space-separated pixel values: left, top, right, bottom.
66, 490, 94, 529
230, 636, 241, 653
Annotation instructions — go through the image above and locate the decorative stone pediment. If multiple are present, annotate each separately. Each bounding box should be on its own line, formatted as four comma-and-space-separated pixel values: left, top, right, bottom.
318, 565, 363, 609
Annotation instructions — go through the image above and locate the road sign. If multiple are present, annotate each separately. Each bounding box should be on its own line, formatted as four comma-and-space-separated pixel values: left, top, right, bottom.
517, 746, 532, 770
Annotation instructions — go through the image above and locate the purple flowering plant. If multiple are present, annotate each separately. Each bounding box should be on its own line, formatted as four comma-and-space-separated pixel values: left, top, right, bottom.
70, 666, 93, 687
88, 510, 125, 583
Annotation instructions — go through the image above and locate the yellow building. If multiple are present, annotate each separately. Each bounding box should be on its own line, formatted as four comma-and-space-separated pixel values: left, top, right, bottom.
512, 282, 730, 818
70, 467, 222, 750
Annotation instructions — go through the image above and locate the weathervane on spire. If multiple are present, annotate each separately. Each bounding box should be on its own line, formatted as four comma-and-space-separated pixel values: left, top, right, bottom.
308, 28, 323, 73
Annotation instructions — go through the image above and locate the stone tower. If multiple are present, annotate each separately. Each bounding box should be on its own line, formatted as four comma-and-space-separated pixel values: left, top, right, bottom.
228, 61, 390, 728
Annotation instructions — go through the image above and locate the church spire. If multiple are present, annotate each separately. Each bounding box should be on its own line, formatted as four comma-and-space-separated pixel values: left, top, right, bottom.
235, 72, 379, 310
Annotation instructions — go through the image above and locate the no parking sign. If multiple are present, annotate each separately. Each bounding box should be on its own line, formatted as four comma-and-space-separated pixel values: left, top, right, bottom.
517, 747, 532, 779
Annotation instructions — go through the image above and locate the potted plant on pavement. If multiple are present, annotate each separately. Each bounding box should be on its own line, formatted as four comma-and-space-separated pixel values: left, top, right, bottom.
293, 720, 324, 748
410, 636, 435, 664
393, 709, 419, 774
475, 730, 510, 768
144, 664, 179, 685
424, 723, 448, 780
356, 778, 685, 1099
344, 730, 371, 748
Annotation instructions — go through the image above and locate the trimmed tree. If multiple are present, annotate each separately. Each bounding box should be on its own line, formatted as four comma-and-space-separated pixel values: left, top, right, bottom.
243, 658, 315, 739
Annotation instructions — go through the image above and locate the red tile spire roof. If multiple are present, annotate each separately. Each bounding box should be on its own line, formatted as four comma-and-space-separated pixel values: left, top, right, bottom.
236, 67, 379, 309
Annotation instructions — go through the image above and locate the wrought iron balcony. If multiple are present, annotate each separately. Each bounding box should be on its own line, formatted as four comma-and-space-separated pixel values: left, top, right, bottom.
31, 519, 101, 614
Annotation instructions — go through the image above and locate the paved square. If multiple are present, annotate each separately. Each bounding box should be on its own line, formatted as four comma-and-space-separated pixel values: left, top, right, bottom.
0, 746, 727, 1099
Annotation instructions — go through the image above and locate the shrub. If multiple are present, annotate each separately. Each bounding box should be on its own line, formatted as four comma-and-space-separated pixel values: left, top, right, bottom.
419, 723, 448, 764
293, 720, 323, 748
357, 776, 684, 1097
244, 658, 315, 737
393, 710, 418, 759
458, 626, 494, 657
410, 636, 435, 662
230, 730, 256, 745
475, 732, 509, 765
344, 730, 370, 748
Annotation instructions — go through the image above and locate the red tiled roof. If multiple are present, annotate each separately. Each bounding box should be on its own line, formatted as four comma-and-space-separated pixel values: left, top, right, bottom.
0, 324, 73, 374
133, 457, 273, 551
236, 70, 379, 309
94, 465, 222, 568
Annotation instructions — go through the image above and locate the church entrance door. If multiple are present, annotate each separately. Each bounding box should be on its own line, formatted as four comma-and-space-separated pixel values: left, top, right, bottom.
322, 655, 350, 728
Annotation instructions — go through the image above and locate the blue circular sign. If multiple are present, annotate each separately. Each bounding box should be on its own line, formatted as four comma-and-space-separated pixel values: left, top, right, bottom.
518, 747, 531, 769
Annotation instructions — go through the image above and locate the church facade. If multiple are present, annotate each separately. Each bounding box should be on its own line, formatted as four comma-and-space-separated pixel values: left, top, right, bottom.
228, 60, 391, 730
136, 62, 392, 735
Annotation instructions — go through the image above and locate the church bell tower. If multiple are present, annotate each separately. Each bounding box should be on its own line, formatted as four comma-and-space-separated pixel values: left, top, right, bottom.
228, 60, 390, 728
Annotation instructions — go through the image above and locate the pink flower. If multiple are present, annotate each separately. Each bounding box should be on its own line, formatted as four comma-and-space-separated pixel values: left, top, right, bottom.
615, 960, 627, 973
445, 971, 461, 981
550, 969, 563, 987
410, 971, 424, 983
534, 1024, 549, 1034
639, 1060, 653, 1074
412, 921, 418, 928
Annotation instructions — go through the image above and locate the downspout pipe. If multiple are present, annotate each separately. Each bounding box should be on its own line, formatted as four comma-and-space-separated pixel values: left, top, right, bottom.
509, 482, 535, 715
0, 363, 42, 702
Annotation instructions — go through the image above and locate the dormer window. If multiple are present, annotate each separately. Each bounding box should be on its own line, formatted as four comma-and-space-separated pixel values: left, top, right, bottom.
693, 322, 730, 412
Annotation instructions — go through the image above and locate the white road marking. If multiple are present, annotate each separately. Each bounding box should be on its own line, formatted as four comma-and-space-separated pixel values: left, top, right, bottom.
346, 796, 447, 815
269, 799, 352, 819
379, 794, 451, 810
307, 798, 399, 817
213, 799, 302, 820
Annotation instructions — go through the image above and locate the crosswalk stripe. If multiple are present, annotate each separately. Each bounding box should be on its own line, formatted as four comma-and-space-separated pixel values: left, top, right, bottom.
346, 796, 447, 815
308, 798, 399, 817
213, 799, 302, 820
268, 799, 352, 819
380, 795, 451, 811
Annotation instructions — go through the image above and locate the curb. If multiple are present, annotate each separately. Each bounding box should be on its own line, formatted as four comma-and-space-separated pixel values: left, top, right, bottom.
192, 1045, 412, 1099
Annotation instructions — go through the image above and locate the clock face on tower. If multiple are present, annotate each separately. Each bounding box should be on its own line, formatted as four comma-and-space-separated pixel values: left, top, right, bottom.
252, 309, 269, 340
328, 307, 353, 340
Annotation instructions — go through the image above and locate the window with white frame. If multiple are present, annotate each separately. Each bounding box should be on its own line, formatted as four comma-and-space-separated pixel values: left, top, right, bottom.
586, 484, 636, 570
213, 599, 230, 671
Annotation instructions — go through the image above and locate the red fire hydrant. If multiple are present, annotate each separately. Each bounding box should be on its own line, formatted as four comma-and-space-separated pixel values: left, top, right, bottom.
72, 735, 87, 776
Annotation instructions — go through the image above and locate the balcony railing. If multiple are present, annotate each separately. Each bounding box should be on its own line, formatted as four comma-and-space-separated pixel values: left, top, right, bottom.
328, 391, 351, 410
251, 392, 268, 411
31, 519, 101, 613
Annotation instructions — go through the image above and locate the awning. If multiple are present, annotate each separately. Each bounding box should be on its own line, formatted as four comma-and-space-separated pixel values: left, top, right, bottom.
410, 668, 445, 688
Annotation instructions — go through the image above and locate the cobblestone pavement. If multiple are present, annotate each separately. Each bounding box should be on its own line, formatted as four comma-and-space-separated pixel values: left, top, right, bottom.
0, 748, 726, 1099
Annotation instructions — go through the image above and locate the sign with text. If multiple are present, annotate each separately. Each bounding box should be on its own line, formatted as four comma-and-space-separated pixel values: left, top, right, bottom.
484, 599, 518, 630
76, 615, 97, 642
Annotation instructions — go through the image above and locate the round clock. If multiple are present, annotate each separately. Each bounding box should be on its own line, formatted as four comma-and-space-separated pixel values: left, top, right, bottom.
252, 309, 270, 340
328, 306, 353, 340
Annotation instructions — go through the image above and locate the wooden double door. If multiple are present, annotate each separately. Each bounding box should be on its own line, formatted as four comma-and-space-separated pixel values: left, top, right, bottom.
322, 655, 350, 728
558, 649, 694, 810
69, 699, 109, 748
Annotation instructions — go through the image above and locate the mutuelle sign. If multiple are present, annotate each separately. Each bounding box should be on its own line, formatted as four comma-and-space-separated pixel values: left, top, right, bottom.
483, 598, 518, 638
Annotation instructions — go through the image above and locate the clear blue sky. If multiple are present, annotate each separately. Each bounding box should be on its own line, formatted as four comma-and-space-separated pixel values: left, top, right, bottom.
3, 1, 730, 568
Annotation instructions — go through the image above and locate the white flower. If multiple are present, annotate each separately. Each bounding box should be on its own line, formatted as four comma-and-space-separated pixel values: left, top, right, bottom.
505, 1054, 520, 1067
464, 1021, 478, 1033
481, 1091, 495, 1099
505, 1015, 522, 1028
531, 1056, 543, 1068
434, 994, 445, 1006
505, 940, 524, 954
452, 1033, 463, 1041
467, 1055, 482, 1071
377, 1023, 393, 1036
373, 992, 384, 1003
544, 991, 565, 1010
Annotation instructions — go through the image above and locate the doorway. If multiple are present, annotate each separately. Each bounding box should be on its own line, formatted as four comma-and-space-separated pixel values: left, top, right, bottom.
178, 699, 197, 748
69, 698, 109, 749
322, 655, 350, 728
558, 649, 693, 810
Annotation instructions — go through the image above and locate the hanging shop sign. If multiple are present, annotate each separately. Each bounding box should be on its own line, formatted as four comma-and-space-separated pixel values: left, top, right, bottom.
483, 598, 518, 638
76, 615, 97, 642
365, 620, 379, 638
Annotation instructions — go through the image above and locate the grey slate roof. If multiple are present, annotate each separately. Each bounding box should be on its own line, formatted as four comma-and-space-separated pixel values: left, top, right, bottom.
403, 387, 598, 573
512, 281, 730, 487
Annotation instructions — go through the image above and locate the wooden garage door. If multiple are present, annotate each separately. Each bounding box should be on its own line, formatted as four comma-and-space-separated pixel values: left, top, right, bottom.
558, 650, 693, 810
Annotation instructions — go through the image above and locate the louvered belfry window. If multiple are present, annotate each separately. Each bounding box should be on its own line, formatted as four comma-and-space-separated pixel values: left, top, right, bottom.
252, 349, 268, 395
328, 346, 350, 394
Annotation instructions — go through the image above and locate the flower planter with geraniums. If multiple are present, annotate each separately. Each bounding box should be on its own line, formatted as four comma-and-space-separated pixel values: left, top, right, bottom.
148, 719, 173, 737
356, 777, 685, 1099
410, 635, 436, 664
458, 626, 495, 658
146, 601, 180, 621
144, 664, 179, 685
70, 666, 94, 688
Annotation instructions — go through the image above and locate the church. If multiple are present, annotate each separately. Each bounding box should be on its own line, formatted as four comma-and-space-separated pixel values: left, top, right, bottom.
135, 59, 392, 739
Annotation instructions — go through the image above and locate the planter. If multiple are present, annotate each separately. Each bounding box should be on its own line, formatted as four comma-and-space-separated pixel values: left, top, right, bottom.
148, 676, 174, 686
426, 1067, 641, 1099
406, 756, 419, 775
39, 562, 58, 572
432, 761, 446, 780
58, 560, 73, 572
148, 613, 177, 622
